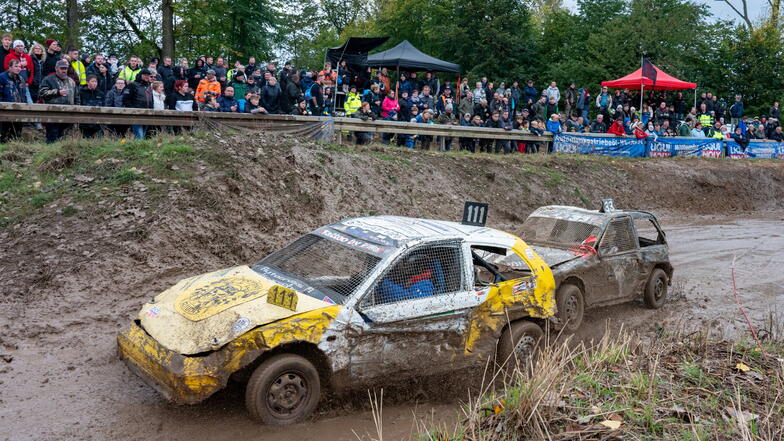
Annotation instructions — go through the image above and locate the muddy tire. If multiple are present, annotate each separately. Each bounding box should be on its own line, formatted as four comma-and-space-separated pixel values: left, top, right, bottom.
555, 284, 585, 333
644, 268, 668, 309
496, 320, 544, 370
245, 354, 321, 425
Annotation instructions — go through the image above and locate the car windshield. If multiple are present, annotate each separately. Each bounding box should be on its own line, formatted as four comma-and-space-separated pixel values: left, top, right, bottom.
520, 216, 601, 249
253, 234, 381, 304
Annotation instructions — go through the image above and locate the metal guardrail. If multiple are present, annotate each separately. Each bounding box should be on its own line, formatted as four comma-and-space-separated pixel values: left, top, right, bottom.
0, 103, 554, 143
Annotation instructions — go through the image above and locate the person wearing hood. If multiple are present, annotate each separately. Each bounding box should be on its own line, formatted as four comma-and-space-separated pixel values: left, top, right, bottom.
381, 91, 400, 118
165, 65, 187, 95
344, 85, 361, 116
39, 59, 80, 142
187, 58, 207, 90
397, 91, 410, 122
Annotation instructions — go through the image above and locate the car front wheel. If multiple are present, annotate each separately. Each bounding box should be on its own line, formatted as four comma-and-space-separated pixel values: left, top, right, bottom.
245, 354, 321, 424
556, 283, 585, 333
643, 268, 668, 309
496, 320, 544, 370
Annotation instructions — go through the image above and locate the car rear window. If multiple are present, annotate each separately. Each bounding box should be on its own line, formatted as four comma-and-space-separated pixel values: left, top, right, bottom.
520, 216, 600, 249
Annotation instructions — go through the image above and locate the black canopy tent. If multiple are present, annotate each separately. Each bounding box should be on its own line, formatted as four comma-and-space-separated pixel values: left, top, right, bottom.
326, 37, 389, 68
366, 40, 461, 73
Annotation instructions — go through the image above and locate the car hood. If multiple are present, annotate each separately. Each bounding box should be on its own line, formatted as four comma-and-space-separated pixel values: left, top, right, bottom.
138, 265, 336, 355
528, 245, 581, 267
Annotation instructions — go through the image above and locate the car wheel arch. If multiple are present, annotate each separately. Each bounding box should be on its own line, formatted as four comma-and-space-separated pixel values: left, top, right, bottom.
236, 342, 333, 390
653, 263, 673, 285
560, 276, 587, 304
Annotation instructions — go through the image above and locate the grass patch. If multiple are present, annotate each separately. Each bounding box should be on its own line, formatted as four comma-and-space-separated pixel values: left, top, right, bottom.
417, 330, 784, 441
0, 134, 210, 226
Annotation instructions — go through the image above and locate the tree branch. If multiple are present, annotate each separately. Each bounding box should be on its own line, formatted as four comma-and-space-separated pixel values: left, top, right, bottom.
720, 0, 754, 31
119, 7, 161, 51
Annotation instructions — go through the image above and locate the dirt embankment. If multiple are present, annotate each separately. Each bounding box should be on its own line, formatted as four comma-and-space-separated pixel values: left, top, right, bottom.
1, 134, 783, 440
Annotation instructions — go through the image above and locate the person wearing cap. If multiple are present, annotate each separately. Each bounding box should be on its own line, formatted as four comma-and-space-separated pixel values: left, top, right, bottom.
436, 103, 458, 151
229, 71, 247, 111
436, 86, 454, 114
123, 68, 154, 139
39, 59, 79, 142
41, 39, 62, 76
607, 114, 626, 136
195, 68, 221, 104
4, 40, 34, 88
523, 80, 537, 106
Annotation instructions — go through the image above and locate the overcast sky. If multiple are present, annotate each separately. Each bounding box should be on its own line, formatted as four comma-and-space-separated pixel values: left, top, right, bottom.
561, 0, 769, 22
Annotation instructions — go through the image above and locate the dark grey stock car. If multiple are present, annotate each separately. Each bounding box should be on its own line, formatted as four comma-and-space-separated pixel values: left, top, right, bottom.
517, 205, 673, 332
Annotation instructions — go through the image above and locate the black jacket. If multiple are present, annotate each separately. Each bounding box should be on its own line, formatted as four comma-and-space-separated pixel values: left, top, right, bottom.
280, 81, 300, 114
123, 78, 153, 109
79, 86, 105, 107
261, 83, 282, 114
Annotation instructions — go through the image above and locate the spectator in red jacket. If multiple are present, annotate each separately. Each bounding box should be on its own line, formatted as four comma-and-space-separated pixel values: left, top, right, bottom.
608, 115, 626, 136
4, 40, 34, 86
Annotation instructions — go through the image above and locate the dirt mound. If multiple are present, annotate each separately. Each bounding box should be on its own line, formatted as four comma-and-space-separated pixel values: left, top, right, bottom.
1, 133, 783, 440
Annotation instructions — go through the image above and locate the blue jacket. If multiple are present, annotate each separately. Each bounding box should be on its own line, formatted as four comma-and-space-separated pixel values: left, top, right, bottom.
730, 101, 744, 118
378, 278, 435, 304
546, 119, 562, 133
0, 72, 25, 103
523, 85, 538, 104
217, 96, 239, 112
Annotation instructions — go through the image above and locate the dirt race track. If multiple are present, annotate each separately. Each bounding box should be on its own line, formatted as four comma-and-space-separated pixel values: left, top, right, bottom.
1, 137, 783, 441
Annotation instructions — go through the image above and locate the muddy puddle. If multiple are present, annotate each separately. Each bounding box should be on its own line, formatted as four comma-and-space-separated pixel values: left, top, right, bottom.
1, 214, 783, 441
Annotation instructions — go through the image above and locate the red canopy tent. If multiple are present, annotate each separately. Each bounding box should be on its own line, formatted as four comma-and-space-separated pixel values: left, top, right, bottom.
601, 64, 696, 90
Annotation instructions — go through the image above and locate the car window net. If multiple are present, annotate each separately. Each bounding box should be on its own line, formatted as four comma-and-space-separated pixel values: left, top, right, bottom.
599, 218, 637, 254
259, 234, 380, 304
520, 216, 600, 248
363, 243, 464, 308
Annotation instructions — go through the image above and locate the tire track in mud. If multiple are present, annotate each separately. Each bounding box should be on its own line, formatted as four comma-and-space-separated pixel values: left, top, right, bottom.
2, 214, 782, 441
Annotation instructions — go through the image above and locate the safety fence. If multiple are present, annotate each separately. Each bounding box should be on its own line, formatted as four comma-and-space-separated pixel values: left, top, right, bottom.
553, 132, 784, 159
1, 103, 782, 159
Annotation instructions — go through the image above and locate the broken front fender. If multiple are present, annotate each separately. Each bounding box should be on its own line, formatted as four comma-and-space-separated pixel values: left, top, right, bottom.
117, 306, 341, 404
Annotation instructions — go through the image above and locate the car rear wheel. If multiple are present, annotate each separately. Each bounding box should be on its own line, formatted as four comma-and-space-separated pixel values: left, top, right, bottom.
644, 268, 668, 309
496, 320, 544, 370
556, 284, 584, 333
245, 354, 321, 425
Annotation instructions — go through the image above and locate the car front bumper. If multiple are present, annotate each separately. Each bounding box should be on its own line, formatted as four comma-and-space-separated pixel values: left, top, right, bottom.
117, 322, 225, 404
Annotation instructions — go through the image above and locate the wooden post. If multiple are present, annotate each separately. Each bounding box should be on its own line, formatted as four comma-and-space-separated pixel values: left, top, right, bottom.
439, 136, 446, 152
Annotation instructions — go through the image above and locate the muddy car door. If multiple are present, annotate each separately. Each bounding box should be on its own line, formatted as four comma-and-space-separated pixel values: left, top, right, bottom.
595, 216, 642, 304
346, 240, 479, 383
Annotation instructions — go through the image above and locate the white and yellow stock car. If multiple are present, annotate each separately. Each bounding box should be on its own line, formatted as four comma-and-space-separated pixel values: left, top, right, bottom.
118, 216, 556, 424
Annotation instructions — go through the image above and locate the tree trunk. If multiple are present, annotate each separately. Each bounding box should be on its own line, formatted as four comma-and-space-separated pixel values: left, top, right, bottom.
65, 0, 79, 50
772, 0, 780, 28
161, 0, 175, 59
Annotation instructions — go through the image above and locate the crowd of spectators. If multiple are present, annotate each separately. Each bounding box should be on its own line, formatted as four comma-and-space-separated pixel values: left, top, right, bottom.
0, 33, 781, 151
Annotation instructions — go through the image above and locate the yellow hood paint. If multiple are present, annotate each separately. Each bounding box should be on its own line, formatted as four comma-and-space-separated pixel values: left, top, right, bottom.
139, 265, 335, 355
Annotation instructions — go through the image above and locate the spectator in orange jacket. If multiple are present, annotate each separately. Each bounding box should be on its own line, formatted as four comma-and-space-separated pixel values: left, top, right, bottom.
195, 69, 221, 103
4, 40, 34, 86
318, 61, 337, 87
